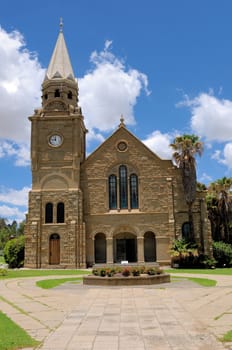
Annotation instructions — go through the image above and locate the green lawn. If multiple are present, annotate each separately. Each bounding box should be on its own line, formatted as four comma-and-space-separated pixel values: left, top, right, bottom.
166, 268, 232, 275
0, 269, 90, 279
220, 330, 232, 342
0, 311, 39, 350
171, 276, 217, 287
36, 277, 82, 289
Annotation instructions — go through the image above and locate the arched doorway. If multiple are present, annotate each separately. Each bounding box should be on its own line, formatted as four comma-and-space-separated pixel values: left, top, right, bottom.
49, 233, 60, 264
114, 233, 137, 263
94, 233, 106, 263
144, 232, 156, 262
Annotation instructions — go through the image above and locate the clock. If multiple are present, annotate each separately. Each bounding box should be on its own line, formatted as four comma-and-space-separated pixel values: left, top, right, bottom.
49, 134, 63, 147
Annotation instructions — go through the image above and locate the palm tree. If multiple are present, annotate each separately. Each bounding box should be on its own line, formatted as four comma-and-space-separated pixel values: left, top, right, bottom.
208, 177, 232, 242
170, 134, 203, 241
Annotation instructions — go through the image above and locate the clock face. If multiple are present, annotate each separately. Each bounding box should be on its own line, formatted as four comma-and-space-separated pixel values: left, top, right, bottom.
49, 134, 63, 147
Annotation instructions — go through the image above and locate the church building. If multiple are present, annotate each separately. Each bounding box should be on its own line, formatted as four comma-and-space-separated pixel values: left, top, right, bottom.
24, 25, 211, 268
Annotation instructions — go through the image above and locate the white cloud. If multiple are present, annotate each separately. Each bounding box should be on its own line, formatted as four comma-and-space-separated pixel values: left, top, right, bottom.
199, 172, 213, 184
0, 26, 45, 143
0, 140, 30, 166
179, 92, 232, 142
79, 41, 150, 137
0, 205, 26, 222
212, 143, 232, 169
0, 186, 30, 206
142, 130, 174, 159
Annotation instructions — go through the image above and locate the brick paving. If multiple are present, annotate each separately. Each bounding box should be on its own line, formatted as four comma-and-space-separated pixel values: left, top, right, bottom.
0, 273, 232, 349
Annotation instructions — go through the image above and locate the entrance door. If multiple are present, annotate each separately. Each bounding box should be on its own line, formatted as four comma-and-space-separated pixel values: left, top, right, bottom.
49, 234, 60, 264
116, 238, 137, 262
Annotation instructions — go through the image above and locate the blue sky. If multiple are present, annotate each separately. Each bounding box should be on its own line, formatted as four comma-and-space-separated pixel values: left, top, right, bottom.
1, 0, 232, 222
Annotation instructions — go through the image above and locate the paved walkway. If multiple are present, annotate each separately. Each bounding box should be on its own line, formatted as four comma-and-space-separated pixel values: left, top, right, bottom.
0, 273, 232, 349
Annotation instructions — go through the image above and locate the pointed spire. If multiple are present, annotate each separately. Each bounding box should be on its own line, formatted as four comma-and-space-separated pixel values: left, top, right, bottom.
45, 19, 75, 81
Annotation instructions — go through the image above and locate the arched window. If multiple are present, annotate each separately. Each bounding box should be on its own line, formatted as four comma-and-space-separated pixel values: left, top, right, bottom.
119, 165, 128, 209
45, 203, 53, 223
67, 91, 72, 99
94, 233, 106, 263
57, 202, 65, 223
54, 89, 60, 97
130, 174, 138, 209
182, 222, 191, 241
144, 232, 156, 262
109, 175, 117, 209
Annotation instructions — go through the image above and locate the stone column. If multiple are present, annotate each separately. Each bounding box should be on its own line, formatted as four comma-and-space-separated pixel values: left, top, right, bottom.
137, 236, 144, 264
106, 237, 114, 264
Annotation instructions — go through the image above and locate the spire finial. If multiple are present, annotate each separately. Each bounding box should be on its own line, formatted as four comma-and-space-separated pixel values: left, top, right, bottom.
60, 17, 63, 32
119, 114, 125, 127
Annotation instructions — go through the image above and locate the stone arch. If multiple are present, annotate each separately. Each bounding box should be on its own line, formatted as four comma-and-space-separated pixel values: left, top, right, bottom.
41, 174, 69, 190
94, 233, 106, 264
144, 231, 156, 262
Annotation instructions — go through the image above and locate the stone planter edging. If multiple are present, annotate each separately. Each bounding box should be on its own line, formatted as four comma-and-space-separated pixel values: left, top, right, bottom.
83, 273, 170, 286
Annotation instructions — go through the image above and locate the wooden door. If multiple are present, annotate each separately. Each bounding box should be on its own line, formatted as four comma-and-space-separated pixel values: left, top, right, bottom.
49, 234, 60, 264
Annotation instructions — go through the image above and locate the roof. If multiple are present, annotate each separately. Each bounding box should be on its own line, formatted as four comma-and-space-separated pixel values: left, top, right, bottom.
44, 22, 75, 81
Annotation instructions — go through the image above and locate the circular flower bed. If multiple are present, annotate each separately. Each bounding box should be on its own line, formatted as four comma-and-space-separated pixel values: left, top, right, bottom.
83, 266, 170, 286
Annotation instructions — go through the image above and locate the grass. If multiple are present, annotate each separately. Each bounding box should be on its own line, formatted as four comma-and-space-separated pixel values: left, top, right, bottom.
0, 255, 5, 264
36, 277, 82, 289
171, 276, 217, 287
0, 269, 90, 279
220, 329, 232, 342
165, 268, 232, 275
0, 311, 39, 350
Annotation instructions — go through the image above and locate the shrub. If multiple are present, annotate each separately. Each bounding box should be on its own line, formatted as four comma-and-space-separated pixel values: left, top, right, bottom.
122, 267, 131, 277
213, 241, 232, 267
146, 267, 157, 275
100, 268, 106, 277
3, 235, 25, 268
198, 254, 216, 269
0, 268, 7, 276
92, 268, 99, 276
131, 267, 140, 276
106, 268, 115, 277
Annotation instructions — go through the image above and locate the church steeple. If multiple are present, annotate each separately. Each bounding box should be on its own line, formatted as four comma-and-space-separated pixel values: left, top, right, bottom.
44, 18, 75, 81
41, 19, 79, 112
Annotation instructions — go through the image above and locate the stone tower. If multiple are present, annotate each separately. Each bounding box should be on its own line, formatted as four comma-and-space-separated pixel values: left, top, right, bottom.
24, 22, 87, 268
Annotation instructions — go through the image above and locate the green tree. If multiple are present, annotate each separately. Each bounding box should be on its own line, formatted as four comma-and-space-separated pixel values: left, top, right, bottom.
170, 134, 203, 241
4, 235, 25, 268
0, 219, 25, 251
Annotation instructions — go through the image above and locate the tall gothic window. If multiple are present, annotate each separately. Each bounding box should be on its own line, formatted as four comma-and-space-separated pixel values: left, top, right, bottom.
109, 175, 117, 209
45, 203, 53, 223
57, 202, 65, 223
130, 174, 138, 209
119, 165, 128, 209
108, 165, 139, 210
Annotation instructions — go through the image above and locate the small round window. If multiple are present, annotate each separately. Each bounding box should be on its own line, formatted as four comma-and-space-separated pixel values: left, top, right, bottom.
117, 141, 128, 152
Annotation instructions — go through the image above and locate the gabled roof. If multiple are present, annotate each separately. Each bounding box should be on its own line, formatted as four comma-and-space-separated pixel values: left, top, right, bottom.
44, 21, 75, 81
84, 121, 173, 167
